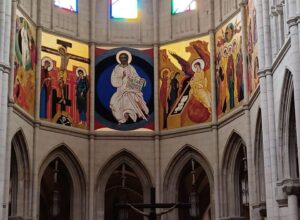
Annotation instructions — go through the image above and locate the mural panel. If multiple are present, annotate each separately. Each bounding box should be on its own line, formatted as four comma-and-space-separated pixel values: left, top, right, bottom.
40, 32, 90, 129
159, 36, 211, 130
247, 0, 259, 95
215, 13, 243, 117
95, 47, 154, 131
14, 10, 36, 116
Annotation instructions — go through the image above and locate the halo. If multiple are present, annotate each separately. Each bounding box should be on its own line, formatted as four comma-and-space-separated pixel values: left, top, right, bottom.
192, 59, 205, 72
58, 46, 67, 55
116, 50, 132, 64
223, 47, 229, 58
76, 67, 87, 77
160, 68, 171, 79
41, 57, 54, 71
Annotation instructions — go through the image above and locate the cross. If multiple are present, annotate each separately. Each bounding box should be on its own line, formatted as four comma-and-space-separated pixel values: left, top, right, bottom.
51, 89, 72, 118
115, 187, 192, 220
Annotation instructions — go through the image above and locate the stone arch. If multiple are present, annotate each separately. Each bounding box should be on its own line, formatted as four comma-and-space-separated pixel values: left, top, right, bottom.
220, 131, 248, 218
162, 145, 214, 220
38, 144, 87, 220
278, 69, 298, 179
9, 129, 30, 218
95, 149, 153, 220
253, 108, 267, 216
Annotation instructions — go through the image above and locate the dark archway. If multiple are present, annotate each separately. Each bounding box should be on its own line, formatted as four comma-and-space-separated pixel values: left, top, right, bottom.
105, 164, 143, 220
9, 130, 30, 219
178, 160, 210, 220
220, 132, 249, 219
39, 158, 72, 220
163, 145, 214, 220
38, 145, 87, 220
95, 149, 153, 220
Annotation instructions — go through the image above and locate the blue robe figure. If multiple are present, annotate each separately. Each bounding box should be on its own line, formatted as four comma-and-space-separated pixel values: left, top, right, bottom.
76, 70, 89, 124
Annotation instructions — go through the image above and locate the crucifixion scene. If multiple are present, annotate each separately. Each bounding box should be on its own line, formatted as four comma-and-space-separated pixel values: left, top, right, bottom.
40, 32, 90, 129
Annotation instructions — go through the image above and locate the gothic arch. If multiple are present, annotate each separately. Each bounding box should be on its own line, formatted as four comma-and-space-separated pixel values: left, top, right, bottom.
38, 144, 87, 220
278, 69, 298, 179
163, 145, 214, 220
220, 131, 248, 218
9, 129, 30, 218
253, 108, 266, 215
95, 149, 153, 220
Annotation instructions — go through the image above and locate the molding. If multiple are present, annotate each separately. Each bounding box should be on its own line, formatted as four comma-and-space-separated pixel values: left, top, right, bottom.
159, 123, 213, 140
0, 62, 11, 73
217, 105, 245, 129
252, 202, 267, 217
271, 38, 291, 73
248, 85, 260, 109
12, 105, 35, 126
287, 15, 300, 28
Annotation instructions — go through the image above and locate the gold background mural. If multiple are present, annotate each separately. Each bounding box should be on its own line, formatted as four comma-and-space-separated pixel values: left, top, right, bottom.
215, 13, 243, 117
40, 32, 90, 129
159, 36, 211, 130
247, 0, 259, 95
14, 9, 36, 116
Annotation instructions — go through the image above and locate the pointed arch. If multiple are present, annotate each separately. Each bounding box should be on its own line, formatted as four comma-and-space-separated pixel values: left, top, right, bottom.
278, 69, 298, 179
95, 149, 153, 220
163, 145, 214, 220
9, 129, 30, 218
253, 108, 267, 216
38, 144, 87, 220
220, 131, 247, 218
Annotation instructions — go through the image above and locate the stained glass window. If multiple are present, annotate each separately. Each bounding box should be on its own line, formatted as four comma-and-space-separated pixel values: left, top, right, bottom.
172, 0, 196, 14
54, 0, 78, 12
111, 0, 138, 19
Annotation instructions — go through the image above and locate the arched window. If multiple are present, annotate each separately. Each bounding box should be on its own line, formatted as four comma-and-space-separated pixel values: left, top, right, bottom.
111, 0, 139, 19
54, 0, 78, 12
171, 0, 197, 14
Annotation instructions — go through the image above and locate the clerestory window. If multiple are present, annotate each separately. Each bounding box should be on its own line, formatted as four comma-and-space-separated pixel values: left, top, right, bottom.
171, 0, 196, 14
54, 0, 78, 12
111, 0, 139, 19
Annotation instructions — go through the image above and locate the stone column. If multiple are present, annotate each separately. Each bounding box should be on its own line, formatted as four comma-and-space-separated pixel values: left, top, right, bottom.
282, 183, 300, 220
0, 0, 11, 219
286, 0, 300, 183
241, 1, 256, 219
152, 0, 161, 204
88, 0, 96, 218
209, 30, 219, 220
255, 0, 280, 218
88, 42, 95, 220
3, 0, 18, 219
31, 1, 42, 218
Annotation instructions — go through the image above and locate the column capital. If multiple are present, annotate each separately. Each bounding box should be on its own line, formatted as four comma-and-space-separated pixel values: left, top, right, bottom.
0, 62, 11, 74
239, 0, 248, 7
278, 178, 300, 196
287, 15, 300, 28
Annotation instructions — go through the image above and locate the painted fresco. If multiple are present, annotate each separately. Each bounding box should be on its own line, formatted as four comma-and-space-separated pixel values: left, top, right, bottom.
95, 47, 154, 131
14, 10, 36, 116
215, 13, 243, 117
159, 36, 211, 130
40, 32, 90, 129
247, 0, 259, 95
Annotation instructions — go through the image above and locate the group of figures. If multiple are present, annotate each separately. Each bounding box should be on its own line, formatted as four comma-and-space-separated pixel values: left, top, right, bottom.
215, 16, 243, 116
13, 9, 259, 132
247, 0, 259, 94
40, 40, 89, 128
159, 39, 212, 129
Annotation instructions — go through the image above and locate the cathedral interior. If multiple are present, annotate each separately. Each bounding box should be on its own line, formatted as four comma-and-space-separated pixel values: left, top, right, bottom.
0, 0, 300, 220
